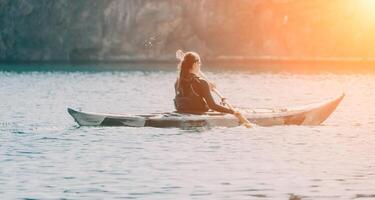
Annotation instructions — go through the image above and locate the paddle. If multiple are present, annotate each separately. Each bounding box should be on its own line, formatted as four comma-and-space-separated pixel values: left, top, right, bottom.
198, 72, 253, 128
211, 88, 253, 128
176, 50, 253, 128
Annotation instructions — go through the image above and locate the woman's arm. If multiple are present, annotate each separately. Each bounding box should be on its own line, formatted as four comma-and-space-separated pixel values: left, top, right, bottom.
197, 71, 216, 91
193, 79, 234, 114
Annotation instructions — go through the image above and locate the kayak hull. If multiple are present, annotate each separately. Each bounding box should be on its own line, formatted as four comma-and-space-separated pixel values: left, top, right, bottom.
67, 94, 344, 128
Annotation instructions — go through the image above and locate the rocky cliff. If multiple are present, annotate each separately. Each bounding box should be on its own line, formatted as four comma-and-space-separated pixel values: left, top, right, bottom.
0, 0, 374, 62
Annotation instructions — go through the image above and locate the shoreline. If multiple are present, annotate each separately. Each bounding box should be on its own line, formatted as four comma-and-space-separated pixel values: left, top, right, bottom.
1, 57, 375, 73
1, 56, 375, 65
1, 56, 375, 63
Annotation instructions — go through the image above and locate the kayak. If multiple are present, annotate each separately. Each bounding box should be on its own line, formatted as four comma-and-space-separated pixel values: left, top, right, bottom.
67, 94, 344, 128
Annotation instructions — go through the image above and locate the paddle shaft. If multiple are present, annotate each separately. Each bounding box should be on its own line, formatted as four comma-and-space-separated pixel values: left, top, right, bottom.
199, 72, 234, 109
199, 73, 253, 128
199, 72, 236, 109
212, 89, 234, 109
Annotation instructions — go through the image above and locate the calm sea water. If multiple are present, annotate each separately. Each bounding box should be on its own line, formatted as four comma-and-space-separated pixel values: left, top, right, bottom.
1, 64, 375, 200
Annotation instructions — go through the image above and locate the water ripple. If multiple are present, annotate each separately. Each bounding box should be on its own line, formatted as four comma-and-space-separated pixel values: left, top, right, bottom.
1, 70, 375, 199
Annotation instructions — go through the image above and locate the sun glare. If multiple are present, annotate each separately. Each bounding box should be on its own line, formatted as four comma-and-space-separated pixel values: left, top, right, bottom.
357, 0, 375, 20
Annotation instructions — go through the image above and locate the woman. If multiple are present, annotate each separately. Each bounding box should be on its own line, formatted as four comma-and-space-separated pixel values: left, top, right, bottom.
174, 51, 240, 115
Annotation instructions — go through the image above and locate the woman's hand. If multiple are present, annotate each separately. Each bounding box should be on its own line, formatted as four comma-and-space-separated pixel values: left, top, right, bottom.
233, 110, 242, 118
233, 110, 252, 127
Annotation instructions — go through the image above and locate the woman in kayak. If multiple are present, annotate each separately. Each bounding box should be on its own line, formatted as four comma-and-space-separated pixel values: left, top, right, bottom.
174, 51, 239, 115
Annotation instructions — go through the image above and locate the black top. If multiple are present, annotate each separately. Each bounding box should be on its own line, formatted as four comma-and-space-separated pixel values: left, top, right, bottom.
175, 73, 234, 114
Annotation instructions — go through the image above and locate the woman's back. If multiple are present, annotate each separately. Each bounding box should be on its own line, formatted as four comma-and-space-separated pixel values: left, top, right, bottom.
174, 73, 209, 113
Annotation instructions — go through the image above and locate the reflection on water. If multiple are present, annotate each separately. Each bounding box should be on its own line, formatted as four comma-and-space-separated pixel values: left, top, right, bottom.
1, 64, 375, 199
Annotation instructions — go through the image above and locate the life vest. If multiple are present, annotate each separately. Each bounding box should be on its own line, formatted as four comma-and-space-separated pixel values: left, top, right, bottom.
174, 75, 209, 113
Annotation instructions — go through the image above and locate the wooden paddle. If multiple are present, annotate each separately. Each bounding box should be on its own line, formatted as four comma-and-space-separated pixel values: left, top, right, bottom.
211, 88, 253, 128
176, 49, 253, 128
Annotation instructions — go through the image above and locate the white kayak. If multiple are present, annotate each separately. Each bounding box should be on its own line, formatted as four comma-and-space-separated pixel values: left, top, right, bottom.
67, 94, 344, 128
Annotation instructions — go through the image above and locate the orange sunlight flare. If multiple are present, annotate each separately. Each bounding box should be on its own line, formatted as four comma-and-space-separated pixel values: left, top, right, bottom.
357, 0, 375, 21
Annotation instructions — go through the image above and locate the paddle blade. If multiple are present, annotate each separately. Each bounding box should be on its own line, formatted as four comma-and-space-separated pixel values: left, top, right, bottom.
176, 49, 185, 60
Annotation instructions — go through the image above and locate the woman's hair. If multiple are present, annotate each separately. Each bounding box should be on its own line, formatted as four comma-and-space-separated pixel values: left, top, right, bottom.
178, 51, 200, 81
